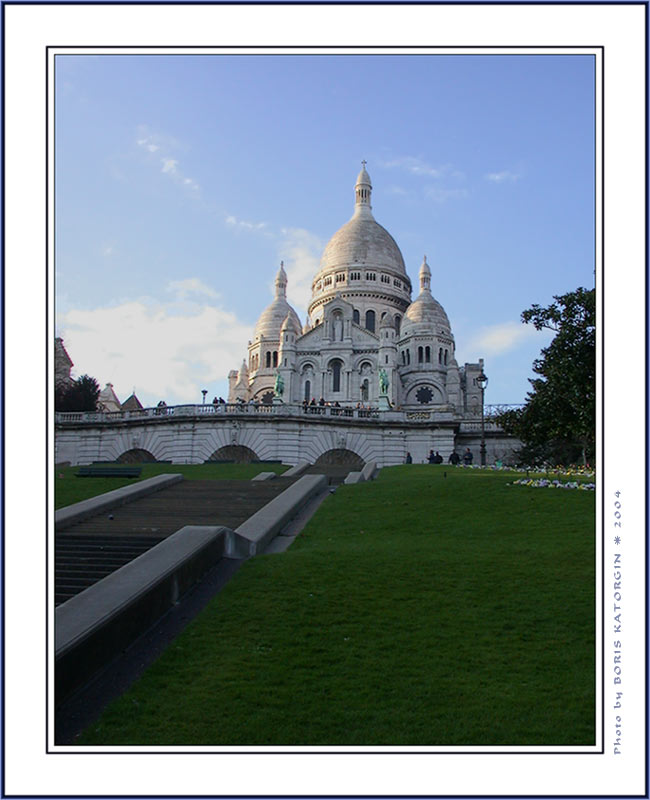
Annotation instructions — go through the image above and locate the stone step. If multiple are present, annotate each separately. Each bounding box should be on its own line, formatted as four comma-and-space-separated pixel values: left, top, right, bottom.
303, 465, 353, 485
55, 477, 297, 605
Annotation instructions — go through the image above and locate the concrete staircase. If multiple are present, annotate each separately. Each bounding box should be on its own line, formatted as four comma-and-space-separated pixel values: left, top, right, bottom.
55, 477, 296, 605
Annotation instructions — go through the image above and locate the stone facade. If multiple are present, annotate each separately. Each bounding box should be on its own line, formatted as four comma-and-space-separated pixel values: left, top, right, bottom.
55, 165, 522, 467
54, 407, 517, 467
228, 165, 485, 412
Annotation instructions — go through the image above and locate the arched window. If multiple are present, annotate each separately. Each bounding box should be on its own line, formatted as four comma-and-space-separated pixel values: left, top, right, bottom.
304, 380, 311, 402
394, 315, 401, 335
406, 349, 411, 365
418, 346, 423, 363
402, 351, 406, 365
439, 348, 443, 364
353, 309, 360, 324
444, 349, 448, 365
265, 351, 271, 368
331, 360, 342, 392
272, 351, 278, 368
365, 310, 375, 333
425, 346, 431, 363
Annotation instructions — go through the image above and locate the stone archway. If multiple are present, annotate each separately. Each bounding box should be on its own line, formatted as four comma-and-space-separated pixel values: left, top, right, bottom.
315, 449, 365, 469
116, 448, 157, 463
208, 445, 259, 463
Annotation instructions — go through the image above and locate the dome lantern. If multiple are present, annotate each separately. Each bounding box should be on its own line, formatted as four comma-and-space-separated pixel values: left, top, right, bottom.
354, 160, 373, 216
275, 261, 288, 299
419, 255, 432, 292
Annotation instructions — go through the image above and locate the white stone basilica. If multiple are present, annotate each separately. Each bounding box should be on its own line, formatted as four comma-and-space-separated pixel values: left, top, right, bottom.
228, 164, 485, 414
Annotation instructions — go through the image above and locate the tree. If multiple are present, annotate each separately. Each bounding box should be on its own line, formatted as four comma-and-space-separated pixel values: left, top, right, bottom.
56, 374, 101, 412
498, 287, 595, 466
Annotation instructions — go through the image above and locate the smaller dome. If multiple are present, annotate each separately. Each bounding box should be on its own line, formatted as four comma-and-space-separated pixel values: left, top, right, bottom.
280, 312, 299, 334
380, 311, 394, 328
403, 256, 452, 333
404, 294, 450, 329
254, 263, 302, 340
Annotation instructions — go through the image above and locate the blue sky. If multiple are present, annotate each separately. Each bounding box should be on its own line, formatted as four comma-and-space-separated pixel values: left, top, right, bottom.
55, 52, 595, 407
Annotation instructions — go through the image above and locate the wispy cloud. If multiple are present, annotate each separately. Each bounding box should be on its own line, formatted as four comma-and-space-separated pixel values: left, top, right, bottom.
225, 214, 267, 232
465, 320, 551, 357
57, 289, 252, 406
380, 156, 466, 203
424, 186, 469, 204
278, 227, 323, 316
136, 127, 200, 193
161, 158, 178, 175
485, 169, 523, 184
380, 156, 446, 178
166, 278, 220, 300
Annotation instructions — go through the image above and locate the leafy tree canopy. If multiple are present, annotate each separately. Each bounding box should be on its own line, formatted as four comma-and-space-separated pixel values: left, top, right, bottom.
56, 374, 101, 412
498, 287, 595, 466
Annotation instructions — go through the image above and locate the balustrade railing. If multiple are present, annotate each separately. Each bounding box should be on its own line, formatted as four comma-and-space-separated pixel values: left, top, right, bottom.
55, 401, 514, 426
55, 402, 381, 424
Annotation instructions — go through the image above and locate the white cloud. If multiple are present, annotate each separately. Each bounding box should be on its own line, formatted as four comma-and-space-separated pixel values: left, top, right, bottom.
278, 227, 323, 315
465, 321, 551, 357
136, 138, 159, 153
57, 295, 252, 407
424, 186, 469, 203
380, 156, 466, 203
485, 170, 522, 183
225, 214, 267, 232
166, 278, 220, 300
381, 156, 445, 178
136, 127, 200, 194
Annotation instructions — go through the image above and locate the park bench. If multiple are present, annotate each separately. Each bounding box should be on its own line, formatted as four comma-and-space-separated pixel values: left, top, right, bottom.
76, 465, 142, 478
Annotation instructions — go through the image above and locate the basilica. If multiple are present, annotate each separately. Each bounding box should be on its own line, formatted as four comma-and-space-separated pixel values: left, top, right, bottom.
228, 164, 485, 414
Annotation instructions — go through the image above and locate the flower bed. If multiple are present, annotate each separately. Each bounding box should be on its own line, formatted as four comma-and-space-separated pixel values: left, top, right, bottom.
510, 478, 595, 491
454, 464, 595, 479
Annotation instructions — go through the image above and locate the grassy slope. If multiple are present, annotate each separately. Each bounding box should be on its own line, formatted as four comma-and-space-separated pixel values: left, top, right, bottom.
55, 463, 288, 509
77, 466, 595, 746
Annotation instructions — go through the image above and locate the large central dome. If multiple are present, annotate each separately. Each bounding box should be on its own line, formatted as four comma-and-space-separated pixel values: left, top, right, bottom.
308, 164, 411, 321
318, 165, 406, 276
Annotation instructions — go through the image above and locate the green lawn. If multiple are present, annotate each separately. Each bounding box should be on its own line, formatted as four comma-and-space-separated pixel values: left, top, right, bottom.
76, 465, 595, 746
55, 462, 288, 509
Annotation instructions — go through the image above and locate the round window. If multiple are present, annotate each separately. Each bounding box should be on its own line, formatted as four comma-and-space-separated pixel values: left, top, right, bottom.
416, 386, 433, 405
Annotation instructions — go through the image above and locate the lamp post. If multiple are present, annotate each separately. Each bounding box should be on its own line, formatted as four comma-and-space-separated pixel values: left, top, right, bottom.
201, 389, 207, 405
476, 370, 488, 466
